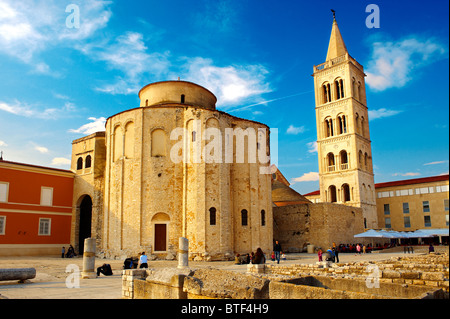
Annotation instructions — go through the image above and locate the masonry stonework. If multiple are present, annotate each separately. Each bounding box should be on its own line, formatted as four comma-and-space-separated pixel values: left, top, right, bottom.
72, 80, 273, 260
273, 203, 364, 252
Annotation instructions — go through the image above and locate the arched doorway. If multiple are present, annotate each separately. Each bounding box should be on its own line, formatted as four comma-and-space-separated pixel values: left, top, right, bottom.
78, 195, 92, 254
151, 213, 170, 252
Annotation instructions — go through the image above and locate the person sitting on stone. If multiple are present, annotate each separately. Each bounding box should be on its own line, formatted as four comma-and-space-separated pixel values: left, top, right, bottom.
253, 248, 266, 264
97, 263, 113, 276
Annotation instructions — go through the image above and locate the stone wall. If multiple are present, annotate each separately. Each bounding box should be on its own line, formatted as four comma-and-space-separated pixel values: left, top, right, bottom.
102, 105, 273, 260
264, 253, 449, 294
273, 202, 364, 252
123, 253, 448, 299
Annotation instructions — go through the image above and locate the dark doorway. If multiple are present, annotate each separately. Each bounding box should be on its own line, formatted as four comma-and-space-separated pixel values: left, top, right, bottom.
154, 224, 167, 251
79, 195, 92, 254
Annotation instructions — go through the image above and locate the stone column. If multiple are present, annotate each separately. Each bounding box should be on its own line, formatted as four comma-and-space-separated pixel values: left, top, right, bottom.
0, 268, 36, 282
81, 238, 97, 279
178, 237, 189, 269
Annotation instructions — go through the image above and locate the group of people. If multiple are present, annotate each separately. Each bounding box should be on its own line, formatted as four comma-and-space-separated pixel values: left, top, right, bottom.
123, 252, 149, 269
61, 245, 76, 258
235, 241, 284, 265
235, 247, 267, 265
317, 243, 341, 263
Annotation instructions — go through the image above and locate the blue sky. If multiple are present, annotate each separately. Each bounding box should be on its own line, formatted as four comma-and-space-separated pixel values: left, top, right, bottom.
0, 0, 448, 195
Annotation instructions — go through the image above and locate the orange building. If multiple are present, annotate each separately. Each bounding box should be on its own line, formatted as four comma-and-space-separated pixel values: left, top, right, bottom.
0, 159, 74, 256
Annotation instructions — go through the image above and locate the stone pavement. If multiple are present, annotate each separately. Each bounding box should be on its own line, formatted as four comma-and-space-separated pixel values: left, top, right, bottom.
0, 246, 447, 299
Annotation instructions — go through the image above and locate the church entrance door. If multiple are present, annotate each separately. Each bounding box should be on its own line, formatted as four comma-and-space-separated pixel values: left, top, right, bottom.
154, 224, 167, 251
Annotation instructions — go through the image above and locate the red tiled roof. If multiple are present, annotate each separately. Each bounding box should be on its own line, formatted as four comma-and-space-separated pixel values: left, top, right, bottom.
374, 174, 449, 189
0, 159, 73, 174
303, 190, 320, 196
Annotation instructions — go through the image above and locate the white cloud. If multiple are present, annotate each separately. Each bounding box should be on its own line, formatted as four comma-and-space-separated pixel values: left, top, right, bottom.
0, 100, 76, 119
95, 32, 170, 79
69, 117, 106, 135
0, 100, 35, 117
366, 36, 447, 91
291, 172, 320, 183
392, 172, 421, 177
0, 1, 269, 108
34, 146, 49, 154
0, 140, 7, 147
88, 31, 171, 94
51, 157, 71, 166
368, 108, 402, 120
286, 125, 306, 135
307, 141, 318, 153
179, 57, 271, 107
424, 160, 448, 166
0, 0, 112, 69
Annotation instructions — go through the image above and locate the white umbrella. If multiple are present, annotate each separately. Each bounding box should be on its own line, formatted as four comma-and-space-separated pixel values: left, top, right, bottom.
354, 229, 386, 238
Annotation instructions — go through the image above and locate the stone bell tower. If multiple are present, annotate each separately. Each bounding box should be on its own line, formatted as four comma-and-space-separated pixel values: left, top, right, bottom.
312, 13, 378, 229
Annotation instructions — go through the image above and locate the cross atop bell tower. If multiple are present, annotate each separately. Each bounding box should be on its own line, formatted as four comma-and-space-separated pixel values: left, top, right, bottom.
312, 14, 378, 229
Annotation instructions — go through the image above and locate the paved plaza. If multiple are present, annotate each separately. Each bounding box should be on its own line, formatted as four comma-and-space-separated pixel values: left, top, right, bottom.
0, 246, 447, 299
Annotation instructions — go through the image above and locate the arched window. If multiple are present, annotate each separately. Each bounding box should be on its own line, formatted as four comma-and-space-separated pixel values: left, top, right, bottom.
364, 152, 368, 170
355, 113, 360, 135
358, 150, 363, 169
337, 115, 347, 134
342, 184, 351, 202
209, 207, 216, 226
113, 125, 123, 162
124, 121, 134, 159
322, 83, 332, 103
181, 94, 185, 104
361, 116, 365, 137
325, 118, 334, 137
151, 129, 166, 157
241, 209, 248, 226
261, 210, 266, 226
85, 155, 92, 168
335, 80, 341, 100
77, 157, 83, 170
335, 79, 344, 100
357, 82, 361, 102
327, 152, 335, 172
145, 99, 149, 106
322, 85, 328, 104
340, 150, 348, 170
328, 185, 337, 203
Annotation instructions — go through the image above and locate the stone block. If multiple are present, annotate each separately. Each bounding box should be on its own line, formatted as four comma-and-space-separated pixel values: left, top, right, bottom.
400, 271, 420, 280
421, 272, 445, 281
184, 268, 270, 299
382, 270, 401, 279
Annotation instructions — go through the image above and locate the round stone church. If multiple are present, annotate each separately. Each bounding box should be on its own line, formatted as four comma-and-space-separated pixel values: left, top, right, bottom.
71, 80, 273, 260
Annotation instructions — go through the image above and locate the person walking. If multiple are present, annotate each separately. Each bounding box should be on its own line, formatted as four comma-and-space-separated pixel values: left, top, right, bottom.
274, 240, 282, 264
61, 246, 65, 258
318, 248, 323, 262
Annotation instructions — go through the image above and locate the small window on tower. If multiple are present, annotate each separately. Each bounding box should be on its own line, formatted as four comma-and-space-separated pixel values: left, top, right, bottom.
181, 94, 185, 104
77, 157, 83, 170
209, 207, 216, 226
85, 155, 92, 168
241, 209, 248, 226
